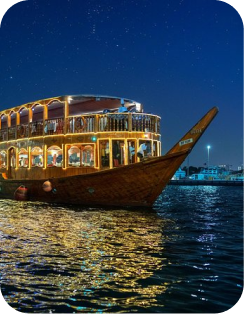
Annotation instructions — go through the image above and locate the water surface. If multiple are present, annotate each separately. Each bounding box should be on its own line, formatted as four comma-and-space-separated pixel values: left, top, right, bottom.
0, 186, 243, 313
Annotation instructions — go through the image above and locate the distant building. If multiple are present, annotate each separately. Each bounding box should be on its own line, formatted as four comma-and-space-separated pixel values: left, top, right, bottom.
189, 173, 205, 180
189, 166, 222, 180
230, 175, 244, 181
218, 164, 235, 171
200, 166, 219, 179
238, 164, 243, 171
172, 168, 186, 180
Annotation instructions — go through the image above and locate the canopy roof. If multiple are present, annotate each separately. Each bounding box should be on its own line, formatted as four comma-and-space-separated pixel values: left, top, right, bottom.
66, 95, 143, 115
0, 94, 143, 116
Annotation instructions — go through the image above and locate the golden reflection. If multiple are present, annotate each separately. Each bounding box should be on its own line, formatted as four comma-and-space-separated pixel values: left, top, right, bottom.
0, 200, 177, 310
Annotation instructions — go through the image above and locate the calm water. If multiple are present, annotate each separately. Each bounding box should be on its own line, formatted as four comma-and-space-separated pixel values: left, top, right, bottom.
0, 186, 243, 313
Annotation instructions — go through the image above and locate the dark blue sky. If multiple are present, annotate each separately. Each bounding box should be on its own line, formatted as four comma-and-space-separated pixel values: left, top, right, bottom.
0, 0, 243, 168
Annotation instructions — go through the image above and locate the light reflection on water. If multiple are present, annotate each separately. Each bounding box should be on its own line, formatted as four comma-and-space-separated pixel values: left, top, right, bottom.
0, 186, 243, 313
0, 201, 175, 312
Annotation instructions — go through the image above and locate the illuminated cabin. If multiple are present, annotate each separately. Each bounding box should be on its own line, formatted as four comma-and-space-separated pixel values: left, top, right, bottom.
0, 95, 161, 180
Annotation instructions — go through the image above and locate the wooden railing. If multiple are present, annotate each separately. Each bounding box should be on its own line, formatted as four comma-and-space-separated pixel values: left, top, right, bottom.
0, 113, 160, 141
98, 113, 160, 133
44, 118, 64, 135
29, 121, 44, 137
17, 124, 29, 139
0, 129, 8, 142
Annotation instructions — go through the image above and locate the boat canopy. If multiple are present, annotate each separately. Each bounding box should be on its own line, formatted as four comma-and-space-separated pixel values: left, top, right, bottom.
0, 94, 143, 117
65, 95, 143, 115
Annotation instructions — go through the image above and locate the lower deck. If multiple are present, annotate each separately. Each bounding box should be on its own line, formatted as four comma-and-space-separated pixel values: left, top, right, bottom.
0, 132, 161, 180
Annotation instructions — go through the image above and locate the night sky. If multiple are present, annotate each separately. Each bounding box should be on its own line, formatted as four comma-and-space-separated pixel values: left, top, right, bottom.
0, 0, 243, 169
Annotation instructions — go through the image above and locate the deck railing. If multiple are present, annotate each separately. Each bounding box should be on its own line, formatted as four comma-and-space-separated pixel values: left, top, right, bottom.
67, 115, 95, 133
8, 126, 16, 140
0, 128, 8, 142
29, 121, 44, 137
44, 118, 64, 135
98, 113, 160, 133
17, 124, 29, 139
0, 113, 160, 142
99, 113, 129, 131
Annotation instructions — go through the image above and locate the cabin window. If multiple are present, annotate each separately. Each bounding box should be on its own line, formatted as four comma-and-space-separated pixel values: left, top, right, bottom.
153, 141, 158, 157
18, 148, 28, 168
68, 145, 81, 167
9, 147, 16, 168
81, 145, 94, 167
0, 151, 7, 168
112, 140, 125, 167
138, 140, 152, 160
127, 140, 136, 164
31, 147, 43, 167
67, 144, 94, 167
99, 140, 110, 169
47, 146, 63, 167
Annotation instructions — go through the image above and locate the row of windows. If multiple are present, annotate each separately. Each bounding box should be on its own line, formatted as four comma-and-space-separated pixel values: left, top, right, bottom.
0, 145, 94, 169
0, 140, 160, 170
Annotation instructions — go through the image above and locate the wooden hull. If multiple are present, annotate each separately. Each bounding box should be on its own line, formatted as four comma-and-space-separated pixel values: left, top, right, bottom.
0, 150, 189, 208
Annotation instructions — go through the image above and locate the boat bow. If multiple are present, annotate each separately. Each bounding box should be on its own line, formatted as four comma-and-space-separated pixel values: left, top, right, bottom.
166, 106, 219, 155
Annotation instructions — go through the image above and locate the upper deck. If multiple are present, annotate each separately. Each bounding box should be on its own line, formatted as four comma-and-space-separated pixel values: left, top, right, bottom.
0, 95, 160, 141
0, 95, 162, 179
